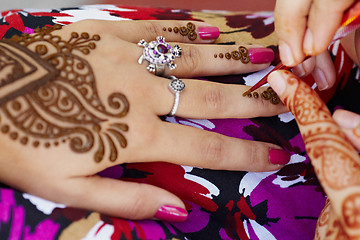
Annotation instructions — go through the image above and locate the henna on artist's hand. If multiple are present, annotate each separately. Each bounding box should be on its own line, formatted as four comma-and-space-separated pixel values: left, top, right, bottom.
0, 25, 129, 163
268, 70, 360, 239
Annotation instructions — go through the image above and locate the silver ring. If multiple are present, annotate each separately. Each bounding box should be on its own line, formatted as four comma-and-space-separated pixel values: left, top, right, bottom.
168, 75, 185, 116
138, 36, 182, 76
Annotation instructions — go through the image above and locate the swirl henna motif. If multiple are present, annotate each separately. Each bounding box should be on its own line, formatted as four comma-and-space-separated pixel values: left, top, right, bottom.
214, 46, 250, 63
0, 25, 129, 163
163, 22, 198, 41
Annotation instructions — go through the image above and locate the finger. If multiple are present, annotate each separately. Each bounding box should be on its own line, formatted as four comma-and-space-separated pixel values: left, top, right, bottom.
274, 0, 312, 66
163, 44, 275, 77
333, 109, 360, 151
268, 70, 360, 238
304, 0, 355, 56
153, 77, 288, 119
112, 20, 220, 43
291, 56, 316, 78
62, 176, 187, 222
290, 52, 336, 91
134, 39, 274, 78
312, 51, 337, 90
139, 121, 290, 172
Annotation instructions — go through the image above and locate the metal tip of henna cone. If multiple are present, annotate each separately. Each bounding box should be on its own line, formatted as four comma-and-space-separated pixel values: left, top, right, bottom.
242, 62, 290, 96
242, 89, 252, 97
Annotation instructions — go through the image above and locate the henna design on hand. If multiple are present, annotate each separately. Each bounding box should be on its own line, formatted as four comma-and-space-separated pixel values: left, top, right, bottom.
163, 22, 197, 41
214, 46, 250, 64
280, 71, 360, 236
0, 25, 129, 163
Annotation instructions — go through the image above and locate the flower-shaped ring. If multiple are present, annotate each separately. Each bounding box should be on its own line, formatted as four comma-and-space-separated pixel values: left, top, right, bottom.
138, 36, 182, 76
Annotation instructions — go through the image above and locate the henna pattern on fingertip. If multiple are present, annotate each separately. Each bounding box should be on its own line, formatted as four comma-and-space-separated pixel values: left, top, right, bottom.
214, 46, 250, 63
245, 87, 281, 105
163, 22, 197, 41
0, 25, 129, 163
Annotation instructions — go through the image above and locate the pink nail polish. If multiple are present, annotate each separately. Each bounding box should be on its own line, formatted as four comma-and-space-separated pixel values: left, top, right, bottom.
269, 149, 290, 165
248, 48, 275, 64
198, 26, 220, 40
155, 205, 188, 222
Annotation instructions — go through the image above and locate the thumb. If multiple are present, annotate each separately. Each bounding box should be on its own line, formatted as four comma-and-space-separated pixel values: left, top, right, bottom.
63, 176, 188, 222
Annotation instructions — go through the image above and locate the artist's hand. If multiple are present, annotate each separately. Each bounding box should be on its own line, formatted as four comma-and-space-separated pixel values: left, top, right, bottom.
0, 20, 289, 222
268, 70, 360, 239
274, 0, 355, 66
274, 0, 356, 91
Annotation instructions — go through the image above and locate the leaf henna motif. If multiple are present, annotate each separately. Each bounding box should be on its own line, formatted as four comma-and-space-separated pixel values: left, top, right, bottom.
0, 25, 129, 163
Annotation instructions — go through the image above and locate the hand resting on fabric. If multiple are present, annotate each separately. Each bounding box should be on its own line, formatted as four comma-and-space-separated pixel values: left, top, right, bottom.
0, 20, 289, 222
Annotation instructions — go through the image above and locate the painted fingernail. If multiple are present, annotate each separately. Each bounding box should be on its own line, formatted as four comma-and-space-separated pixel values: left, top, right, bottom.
269, 149, 291, 165
279, 41, 295, 66
313, 67, 328, 90
303, 28, 314, 55
198, 26, 220, 40
268, 71, 286, 96
155, 205, 188, 222
248, 48, 275, 64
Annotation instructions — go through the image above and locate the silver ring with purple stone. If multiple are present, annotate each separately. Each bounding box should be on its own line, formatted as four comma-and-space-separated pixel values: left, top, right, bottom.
168, 75, 185, 116
138, 36, 182, 76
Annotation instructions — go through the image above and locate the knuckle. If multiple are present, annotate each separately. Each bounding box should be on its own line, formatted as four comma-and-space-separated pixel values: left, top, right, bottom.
203, 85, 227, 115
181, 45, 202, 74
247, 144, 261, 167
200, 134, 227, 168
128, 185, 149, 220
142, 21, 163, 40
75, 19, 104, 33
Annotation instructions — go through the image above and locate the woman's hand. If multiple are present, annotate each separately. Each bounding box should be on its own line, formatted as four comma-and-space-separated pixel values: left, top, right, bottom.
268, 70, 360, 239
0, 20, 288, 222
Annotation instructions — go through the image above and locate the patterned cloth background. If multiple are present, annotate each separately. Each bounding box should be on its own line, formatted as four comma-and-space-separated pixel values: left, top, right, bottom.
0, 4, 359, 240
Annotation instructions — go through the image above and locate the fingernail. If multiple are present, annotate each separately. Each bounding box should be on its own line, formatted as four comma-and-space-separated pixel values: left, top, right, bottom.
303, 29, 314, 55
269, 149, 291, 165
248, 48, 275, 64
313, 67, 328, 90
198, 26, 220, 40
279, 41, 295, 66
292, 63, 306, 78
268, 71, 286, 96
155, 205, 188, 222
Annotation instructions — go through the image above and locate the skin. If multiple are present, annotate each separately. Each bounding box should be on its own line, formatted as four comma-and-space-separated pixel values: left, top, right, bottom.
0, 20, 288, 221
